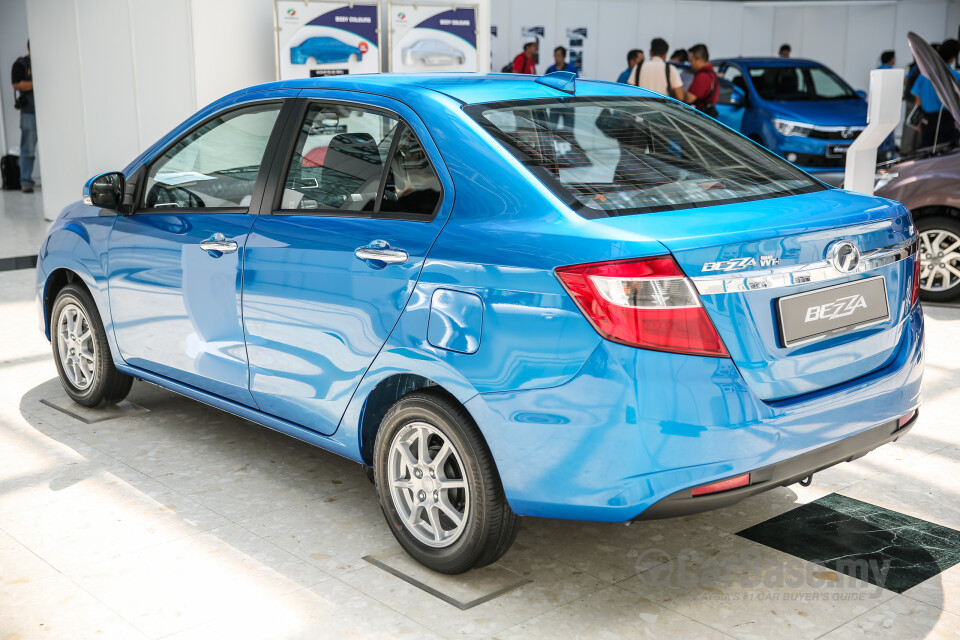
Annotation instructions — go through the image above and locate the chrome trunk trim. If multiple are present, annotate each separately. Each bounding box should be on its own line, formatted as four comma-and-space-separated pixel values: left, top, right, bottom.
691, 236, 919, 296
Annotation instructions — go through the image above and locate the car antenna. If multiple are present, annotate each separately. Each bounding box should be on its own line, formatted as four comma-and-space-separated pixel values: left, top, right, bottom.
536, 71, 576, 95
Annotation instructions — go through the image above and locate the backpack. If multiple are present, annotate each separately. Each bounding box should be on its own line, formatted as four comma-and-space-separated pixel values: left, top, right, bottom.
501, 61, 514, 73
695, 68, 719, 117
630, 59, 673, 92
1, 155, 20, 190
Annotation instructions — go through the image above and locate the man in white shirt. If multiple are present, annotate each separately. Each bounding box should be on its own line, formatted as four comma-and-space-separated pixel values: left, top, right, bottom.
628, 37, 683, 100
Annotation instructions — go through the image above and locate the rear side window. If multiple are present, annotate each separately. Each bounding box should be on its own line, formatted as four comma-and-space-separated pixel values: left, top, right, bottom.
281, 104, 399, 211
380, 125, 442, 216
466, 97, 823, 217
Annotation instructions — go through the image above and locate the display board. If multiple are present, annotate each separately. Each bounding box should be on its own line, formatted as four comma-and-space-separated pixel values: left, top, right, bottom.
276, 1, 381, 79
389, 4, 478, 72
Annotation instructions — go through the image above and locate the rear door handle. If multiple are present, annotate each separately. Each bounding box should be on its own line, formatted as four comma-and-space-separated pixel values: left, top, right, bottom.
355, 240, 408, 265
200, 233, 238, 256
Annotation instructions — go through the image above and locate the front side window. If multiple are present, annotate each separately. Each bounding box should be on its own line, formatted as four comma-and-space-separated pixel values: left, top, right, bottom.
281, 104, 399, 211
467, 97, 823, 217
143, 103, 281, 209
748, 66, 856, 101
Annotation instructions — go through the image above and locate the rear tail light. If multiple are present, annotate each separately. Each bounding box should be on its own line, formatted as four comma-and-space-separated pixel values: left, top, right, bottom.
910, 256, 921, 307
691, 473, 750, 496
555, 256, 729, 357
898, 409, 917, 428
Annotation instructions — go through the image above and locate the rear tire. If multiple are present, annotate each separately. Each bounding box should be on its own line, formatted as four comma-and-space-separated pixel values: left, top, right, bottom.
373, 390, 519, 574
50, 284, 133, 407
916, 215, 960, 302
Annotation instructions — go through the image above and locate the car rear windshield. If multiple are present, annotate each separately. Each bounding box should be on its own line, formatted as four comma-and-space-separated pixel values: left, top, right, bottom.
748, 66, 856, 101
466, 97, 824, 217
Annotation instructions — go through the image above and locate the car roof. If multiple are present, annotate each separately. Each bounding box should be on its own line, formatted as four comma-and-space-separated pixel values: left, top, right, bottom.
241, 73, 660, 105
716, 57, 824, 68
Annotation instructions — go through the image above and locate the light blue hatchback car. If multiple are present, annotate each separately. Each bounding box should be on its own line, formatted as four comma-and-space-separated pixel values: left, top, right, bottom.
37, 72, 924, 573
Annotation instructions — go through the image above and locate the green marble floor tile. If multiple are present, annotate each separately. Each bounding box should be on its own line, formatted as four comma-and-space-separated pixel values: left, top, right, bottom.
737, 493, 960, 593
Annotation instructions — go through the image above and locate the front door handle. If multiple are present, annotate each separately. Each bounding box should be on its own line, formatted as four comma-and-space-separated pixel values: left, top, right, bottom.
355, 240, 408, 265
200, 233, 238, 256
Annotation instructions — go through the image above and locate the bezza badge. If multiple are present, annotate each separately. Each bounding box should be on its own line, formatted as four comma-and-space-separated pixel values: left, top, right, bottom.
702, 255, 781, 272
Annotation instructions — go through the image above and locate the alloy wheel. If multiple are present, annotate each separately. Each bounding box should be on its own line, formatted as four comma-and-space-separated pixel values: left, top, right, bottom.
56, 303, 97, 390
919, 229, 960, 293
387, 421, 470, 548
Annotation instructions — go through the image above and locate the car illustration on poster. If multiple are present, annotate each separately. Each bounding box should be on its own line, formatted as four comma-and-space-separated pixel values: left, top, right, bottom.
38, 71, 922, 575
402, 39, 465, 66
290, 37, 363, 65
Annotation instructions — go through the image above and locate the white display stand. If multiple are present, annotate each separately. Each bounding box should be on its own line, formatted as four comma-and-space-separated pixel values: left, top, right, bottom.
275, 1, 383, 80
388, 3, 479, 72
844, 68, 904, 195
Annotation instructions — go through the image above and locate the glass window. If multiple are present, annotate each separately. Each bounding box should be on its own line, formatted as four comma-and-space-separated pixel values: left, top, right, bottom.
748, 66, 856, 101
143, 104, 281, 209
467, 97, 823, 217
379, 125, 442, 216
281, 104, 398, 211
723, 65, 747, 93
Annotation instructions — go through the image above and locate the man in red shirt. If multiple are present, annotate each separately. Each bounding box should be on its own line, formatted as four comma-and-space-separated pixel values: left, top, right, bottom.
684, 44, 719, 117
512, 42, 538, 74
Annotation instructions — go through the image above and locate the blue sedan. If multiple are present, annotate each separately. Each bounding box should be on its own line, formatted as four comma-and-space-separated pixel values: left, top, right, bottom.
37, 72, 923, 573
713, 58, 897, 183
290, 36, 362, 65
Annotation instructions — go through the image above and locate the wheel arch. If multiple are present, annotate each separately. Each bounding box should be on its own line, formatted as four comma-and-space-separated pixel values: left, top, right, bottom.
42, 266, 95, 339
910, 205, 960, 223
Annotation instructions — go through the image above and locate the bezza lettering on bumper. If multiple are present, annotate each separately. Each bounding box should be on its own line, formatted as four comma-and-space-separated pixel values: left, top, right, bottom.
702, 255, 781, 272
804, 294, 869, 322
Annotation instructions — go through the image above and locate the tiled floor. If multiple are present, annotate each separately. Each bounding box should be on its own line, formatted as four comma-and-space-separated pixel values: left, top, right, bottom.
0, 186, 47, 260
1, 193, 960, 638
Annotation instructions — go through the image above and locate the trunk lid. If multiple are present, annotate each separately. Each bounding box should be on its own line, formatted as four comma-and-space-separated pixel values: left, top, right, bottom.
593, 189, 916, 400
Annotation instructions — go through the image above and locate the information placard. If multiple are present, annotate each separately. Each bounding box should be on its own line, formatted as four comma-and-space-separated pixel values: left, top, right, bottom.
390, 4, 478, 72
277, 1, 381, 79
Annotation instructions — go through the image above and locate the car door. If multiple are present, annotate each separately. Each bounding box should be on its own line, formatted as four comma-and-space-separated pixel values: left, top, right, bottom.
715, 64, 747, 133
241, 94, 453, 435
108, 99, 292, 405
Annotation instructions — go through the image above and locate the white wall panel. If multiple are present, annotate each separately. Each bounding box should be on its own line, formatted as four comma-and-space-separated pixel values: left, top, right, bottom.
75, 0, 141, 174
490, 0, 512, 70
741, 6, 774, 57
772, 7, 805, 57
508, 0, 557, 73
708, 2, 744, 59
129, 0, 195, 150
635, 0, 677, 57
190, 0, 276, 109
845, 4, 897, 92
676, 1, 713, 50
26, 0, 87, 219
800, 6, 848, 72
0, 0, 29, 155
596, 0, 641, 80
894, 1, 950, 65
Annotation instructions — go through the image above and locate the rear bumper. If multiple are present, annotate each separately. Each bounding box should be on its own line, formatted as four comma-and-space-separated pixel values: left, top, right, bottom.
637, 411, 917, 519
467, 304, 923, 522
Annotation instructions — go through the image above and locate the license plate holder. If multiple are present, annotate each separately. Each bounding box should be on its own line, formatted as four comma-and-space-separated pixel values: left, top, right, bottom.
777, 276, 890, 347
826, 144, 850, 157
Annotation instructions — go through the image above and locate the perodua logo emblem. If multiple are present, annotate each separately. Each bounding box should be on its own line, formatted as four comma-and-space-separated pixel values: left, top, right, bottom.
827, 241, 860, 273
840, 128, 856, 139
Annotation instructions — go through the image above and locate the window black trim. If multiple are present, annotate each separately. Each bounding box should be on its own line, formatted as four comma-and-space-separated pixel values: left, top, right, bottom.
133, 99, 294, 215
263, 97, 443, 222
463, 95, 826, 219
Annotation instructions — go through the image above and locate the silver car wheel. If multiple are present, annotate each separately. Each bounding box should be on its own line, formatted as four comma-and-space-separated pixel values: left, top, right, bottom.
919, 229, 960, 293
387, 421, 470, 548
57, 303, 97, 390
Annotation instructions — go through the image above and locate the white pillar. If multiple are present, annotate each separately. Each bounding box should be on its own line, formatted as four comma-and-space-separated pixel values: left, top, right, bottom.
844, 68, 904, 196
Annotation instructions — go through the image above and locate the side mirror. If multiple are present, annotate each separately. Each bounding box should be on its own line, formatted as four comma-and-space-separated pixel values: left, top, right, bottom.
730, 90, 745, 108
83, 172, 125, 210
855, 89, 867, 99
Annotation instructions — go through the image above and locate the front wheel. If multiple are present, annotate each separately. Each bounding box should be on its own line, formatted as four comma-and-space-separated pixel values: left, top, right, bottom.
916, 216, 960, 302
374, 391, 519, 574
50, 284, 133, 407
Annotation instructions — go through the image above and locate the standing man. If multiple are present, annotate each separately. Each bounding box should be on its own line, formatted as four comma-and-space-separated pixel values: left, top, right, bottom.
629, 37, 683, 100
683, 44, 719, 116
911, 38, 960, 148
617, 49, 643, 83
512, 41, 538, 74
11, 40, 36, 193
546, 46, 579, 76
879, 50, 896, 69
779, 44, 792, 58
